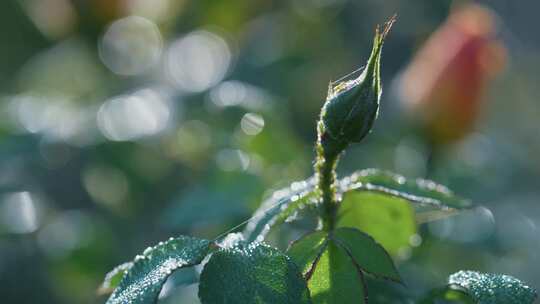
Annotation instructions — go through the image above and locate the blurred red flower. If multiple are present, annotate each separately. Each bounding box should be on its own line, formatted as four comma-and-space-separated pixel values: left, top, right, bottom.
399, 4, 506, 145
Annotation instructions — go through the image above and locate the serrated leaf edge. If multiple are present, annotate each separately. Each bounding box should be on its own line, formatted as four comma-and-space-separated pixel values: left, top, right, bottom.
331, 227, 404, 284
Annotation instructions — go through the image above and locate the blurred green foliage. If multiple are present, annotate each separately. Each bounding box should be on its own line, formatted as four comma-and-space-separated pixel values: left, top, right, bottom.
1, 0, 540, 303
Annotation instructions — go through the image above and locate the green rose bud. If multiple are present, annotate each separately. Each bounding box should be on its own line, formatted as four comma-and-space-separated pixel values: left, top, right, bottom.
318, 18, 394, 156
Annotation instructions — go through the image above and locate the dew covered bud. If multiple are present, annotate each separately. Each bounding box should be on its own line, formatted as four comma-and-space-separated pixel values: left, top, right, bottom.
319, 18, 394, 155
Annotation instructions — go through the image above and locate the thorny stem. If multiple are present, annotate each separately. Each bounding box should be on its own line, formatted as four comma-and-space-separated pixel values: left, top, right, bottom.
315, 121, 347, 232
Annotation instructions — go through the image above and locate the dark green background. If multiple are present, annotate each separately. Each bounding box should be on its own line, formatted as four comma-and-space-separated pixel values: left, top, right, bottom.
0, 0, 539, 303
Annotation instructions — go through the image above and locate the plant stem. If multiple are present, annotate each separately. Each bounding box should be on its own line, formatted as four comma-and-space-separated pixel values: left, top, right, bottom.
315, 122, 347, 232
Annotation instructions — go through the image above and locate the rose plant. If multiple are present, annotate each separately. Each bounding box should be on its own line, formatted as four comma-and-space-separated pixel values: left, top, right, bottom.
100, 18, 536, 304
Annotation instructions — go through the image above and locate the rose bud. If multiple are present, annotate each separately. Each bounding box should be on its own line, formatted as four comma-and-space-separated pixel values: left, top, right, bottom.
399, 4, 506, 145
319, 17, 395, 156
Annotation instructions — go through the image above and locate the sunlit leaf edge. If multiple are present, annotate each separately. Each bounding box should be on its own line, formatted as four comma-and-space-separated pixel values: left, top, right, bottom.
99, 262, 134, 295
339, 168, 472, 210
243, 177, 317, 242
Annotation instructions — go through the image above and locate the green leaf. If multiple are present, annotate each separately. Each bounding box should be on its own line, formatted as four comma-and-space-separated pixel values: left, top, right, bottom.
419, 285, 475, 304
308, 240, 367, 304
339, 169, 471, 210
288, 229, 401, 303
199, 241, 311, 304
333, 227, 401, 282
337, 192, 416, 256
287, 231, 328, 275
106, 236, 211, 304
447, 271, 537, 304
99, 262, 133, 295
243, 178, 317, 243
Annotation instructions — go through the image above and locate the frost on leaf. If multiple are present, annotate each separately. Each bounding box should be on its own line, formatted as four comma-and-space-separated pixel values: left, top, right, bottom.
448, 270, 537, 304
106, 236, 210, 304
199, 241, 311, 304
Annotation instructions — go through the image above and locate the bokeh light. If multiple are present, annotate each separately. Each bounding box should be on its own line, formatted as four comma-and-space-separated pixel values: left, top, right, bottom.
240, 113, 265, 136
215, 149, 250, 172
99, 16, 163, 76
97, 88, 171, 141
21, 0, 77, 39
83, 165, 129, 208
165, 30, 231, 93
0, 192, 41, 234
37, 210, 96, 259
209, 80, 268, 110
